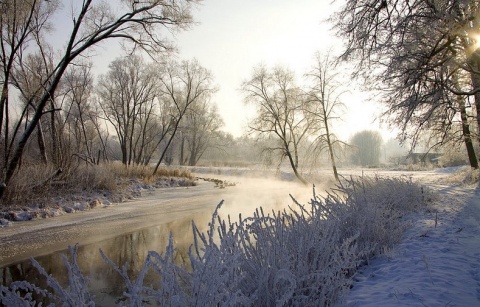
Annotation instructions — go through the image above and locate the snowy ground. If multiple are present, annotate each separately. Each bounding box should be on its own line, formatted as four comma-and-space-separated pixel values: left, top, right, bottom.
0, 176, 195, 227
337, 167, 480, 306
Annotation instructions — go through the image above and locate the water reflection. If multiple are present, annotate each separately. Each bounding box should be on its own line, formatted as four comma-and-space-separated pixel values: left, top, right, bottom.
0, 177, 313, 305
0, 210, 213, 305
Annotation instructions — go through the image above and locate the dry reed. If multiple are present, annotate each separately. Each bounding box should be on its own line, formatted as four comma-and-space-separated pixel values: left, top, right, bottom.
0, 162, 195, 208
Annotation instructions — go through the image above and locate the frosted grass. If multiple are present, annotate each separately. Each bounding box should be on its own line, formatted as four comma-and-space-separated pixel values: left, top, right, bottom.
0, 176, 430, 306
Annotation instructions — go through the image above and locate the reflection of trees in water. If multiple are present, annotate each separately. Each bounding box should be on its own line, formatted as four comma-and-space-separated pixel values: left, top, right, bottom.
111, 230, 153, 272
0, 209, 214, 299
1, 255, 62, 304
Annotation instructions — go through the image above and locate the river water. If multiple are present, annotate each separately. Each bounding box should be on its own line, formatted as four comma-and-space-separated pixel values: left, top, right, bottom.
0, 175, 316, 305
1, 213, 212, 305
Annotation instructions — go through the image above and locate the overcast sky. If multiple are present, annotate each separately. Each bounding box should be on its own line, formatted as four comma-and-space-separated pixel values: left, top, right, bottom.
172, 0, 392, 140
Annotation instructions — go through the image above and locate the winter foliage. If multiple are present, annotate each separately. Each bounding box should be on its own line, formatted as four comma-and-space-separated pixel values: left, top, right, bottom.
0, 176, 430, 306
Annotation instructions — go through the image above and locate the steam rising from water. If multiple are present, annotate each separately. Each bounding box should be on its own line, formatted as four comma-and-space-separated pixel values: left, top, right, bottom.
198, 172, 334, 219
0, 170, 337, 304
230, 179, 302, 214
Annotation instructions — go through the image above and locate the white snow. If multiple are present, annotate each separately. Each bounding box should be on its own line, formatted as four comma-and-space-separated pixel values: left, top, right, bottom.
0, 218, 10, 227
0, 176, 194, 225
337, 167, 480, 306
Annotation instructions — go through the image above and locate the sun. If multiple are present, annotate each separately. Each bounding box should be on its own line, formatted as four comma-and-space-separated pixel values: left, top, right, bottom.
472, 34, 480, 51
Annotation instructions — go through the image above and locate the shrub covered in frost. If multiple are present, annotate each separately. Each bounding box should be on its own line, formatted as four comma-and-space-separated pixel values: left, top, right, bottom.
0, 245, 94, 306
0, 176, 430, 306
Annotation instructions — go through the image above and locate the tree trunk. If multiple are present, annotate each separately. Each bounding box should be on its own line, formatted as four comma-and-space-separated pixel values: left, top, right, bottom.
78, 108, 92, 163
188, 137, 198, 166
180, 135, 185, 166
293, 141, 300, 169
128, 109, 136, 166
0, 81, 8, 167
326, 134, 340, 181
323, 110, 340, 181
37, 122, 48, 164
188, 149, 197, 166
469, 54, 480, 154
50, 100, 58, 165
459, 98, 478, 168
121, 142, 128, 165
153, 119, 182, 175
286, 150, 308, 185
282, 139, 308, 185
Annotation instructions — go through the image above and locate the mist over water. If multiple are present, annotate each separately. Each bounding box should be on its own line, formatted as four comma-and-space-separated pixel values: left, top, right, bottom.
192, 166, 337, 216
214, 177, 312, 215
0, 171, 335, 304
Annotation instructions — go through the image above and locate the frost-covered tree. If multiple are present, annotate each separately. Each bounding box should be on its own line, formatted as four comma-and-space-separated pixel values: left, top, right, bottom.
152, 59, 216, 173
0, 0, 200, 199
97, 55, 158, 166
333, 0, 480, 168
350, 130, 383, 166
242, 65, 310, 184
62, 62, 99, 165
180, 99, 223, 166
1, 0, 58, 170
305, 51, 345, 181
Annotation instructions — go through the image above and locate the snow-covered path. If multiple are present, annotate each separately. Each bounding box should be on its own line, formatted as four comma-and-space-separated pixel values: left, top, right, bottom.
338, 179, 480, 306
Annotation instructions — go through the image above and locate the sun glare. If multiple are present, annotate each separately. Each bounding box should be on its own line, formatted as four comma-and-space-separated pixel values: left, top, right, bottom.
472, 34, 480, 51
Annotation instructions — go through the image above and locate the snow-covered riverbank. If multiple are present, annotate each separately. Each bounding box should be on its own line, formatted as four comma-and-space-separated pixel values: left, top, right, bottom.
0, 176, 195, 227
338, 173, 480, 306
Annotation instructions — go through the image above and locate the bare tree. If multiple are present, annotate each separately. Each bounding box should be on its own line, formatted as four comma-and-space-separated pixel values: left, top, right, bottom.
0, 0, 199, 199
142, 96, 178, 166
181, 99, 223, 166
333, 0, 480, 168
11, 52, 55, 165
132, 101, 163, 165
305, 51, 345, 181
97, 55, 157, 165
62, 62, 99, 165
242, 65, 309, 184
0, 0, 58, 167
153, 59, 216, 173
423, 66, 479, 169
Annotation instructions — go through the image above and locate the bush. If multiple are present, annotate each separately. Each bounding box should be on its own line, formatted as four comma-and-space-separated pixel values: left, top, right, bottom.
0, 176, 431, 306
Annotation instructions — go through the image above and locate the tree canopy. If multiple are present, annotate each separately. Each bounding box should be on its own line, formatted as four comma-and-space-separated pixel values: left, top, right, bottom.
333, 0, 480, 168
350, 130, 383, 166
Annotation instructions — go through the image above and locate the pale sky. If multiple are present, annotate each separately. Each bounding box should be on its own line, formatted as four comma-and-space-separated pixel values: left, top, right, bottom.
172, 0, 392, 141
49, 0, 394, 142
